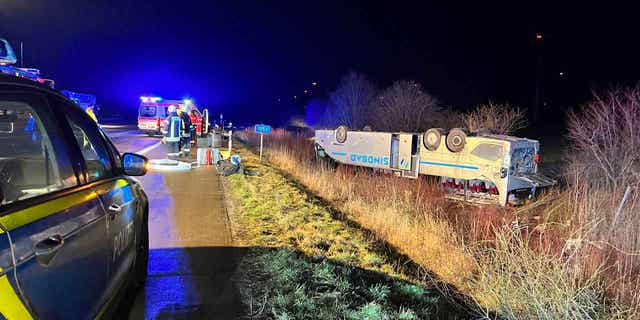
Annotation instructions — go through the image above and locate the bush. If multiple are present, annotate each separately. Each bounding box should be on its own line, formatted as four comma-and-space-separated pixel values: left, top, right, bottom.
566, 87, 640, 313
371, 80, 442, 131
462, 102, 527, 134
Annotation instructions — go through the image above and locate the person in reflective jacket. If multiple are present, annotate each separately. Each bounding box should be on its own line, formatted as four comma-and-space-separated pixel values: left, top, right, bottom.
178, 106, 192, 158
164, 105, 182, 159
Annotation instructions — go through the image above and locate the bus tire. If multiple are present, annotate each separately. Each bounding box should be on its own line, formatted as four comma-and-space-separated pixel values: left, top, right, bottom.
335, 125, 348, 143
446, 128, 467, 152
423, 128, 443, 151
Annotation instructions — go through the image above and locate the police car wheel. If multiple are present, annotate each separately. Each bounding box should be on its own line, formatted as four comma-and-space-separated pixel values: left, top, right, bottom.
133, 210, 149, 287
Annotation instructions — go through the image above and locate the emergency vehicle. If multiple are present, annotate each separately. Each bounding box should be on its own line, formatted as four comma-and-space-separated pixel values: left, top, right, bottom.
137, 96, 209, 137
61, 90, 96, 110
0, 38, 55, 89
61, 90, 98, 121
1, 38, 150, 319
315, 126, 556, 206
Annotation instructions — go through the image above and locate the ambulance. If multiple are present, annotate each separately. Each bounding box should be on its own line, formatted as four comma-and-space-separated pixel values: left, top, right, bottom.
137, 97, 209, 137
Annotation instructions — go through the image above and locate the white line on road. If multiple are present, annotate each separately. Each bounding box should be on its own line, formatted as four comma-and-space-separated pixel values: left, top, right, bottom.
106, 130, 146, 139
136, 141, 163, 155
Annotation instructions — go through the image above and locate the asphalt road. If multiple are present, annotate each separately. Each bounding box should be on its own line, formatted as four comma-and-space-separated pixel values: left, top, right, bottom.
104, 126, 245, 319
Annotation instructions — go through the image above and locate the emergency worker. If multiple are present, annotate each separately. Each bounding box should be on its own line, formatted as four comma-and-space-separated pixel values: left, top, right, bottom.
178, 106, 193, 158
187, 108, 198, 145
164, 104, 182, 159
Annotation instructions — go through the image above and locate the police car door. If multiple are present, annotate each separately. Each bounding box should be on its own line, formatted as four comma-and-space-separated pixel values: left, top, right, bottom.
58, 101, 138, 313
0, 92, 110, 319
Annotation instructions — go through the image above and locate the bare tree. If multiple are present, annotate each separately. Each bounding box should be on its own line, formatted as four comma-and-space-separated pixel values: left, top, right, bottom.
439, 106, 464, 130
567, 88, 640, 190
328, 71, 377, 129
371, 80, 441, 131
566, 88, 640, 309
462, 102, 527, 135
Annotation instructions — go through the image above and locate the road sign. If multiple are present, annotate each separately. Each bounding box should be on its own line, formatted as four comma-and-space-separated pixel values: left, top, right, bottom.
254, 124, 272, 134
254, 124, 272, 161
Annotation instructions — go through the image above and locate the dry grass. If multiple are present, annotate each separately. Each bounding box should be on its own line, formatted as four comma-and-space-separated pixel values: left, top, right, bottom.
237, 128, 637, 319
223, 142, 466, 319
563, 87, 640, 316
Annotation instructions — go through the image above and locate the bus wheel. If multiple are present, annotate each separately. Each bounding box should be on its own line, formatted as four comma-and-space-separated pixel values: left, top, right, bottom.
335, 125, 348, 143
446, 128, 467, 152
423, 128, 443, 151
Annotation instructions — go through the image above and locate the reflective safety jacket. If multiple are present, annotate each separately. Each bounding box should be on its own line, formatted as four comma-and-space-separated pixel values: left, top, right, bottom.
165, 113, 182, 142
180, 112, 192, 137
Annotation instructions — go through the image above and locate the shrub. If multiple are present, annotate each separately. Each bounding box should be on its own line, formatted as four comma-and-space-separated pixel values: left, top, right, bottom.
371, 80, 442, 131
462, 102, 527, 134
566, 87, 640, 313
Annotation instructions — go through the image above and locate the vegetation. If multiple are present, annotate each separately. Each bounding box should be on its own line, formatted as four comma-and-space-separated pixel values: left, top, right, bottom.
565, 87, 640, 313
372, 80, 441, 132
224, 145, 466, 319
310, 72, 525, 135
234, 70, 639, 318
237, 116, 637, 319
461, 102, 527, 135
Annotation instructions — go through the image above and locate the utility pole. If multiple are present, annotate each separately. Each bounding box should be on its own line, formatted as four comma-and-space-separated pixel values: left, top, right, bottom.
20, 42, 23, 67
532, 33, 544, 123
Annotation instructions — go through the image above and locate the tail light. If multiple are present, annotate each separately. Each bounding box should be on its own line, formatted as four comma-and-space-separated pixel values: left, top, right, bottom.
157, 118, 161, 128
534, 153, 541, 163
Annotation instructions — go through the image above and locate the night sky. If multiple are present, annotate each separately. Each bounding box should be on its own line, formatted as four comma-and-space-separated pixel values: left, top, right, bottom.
1, 1, 639, 125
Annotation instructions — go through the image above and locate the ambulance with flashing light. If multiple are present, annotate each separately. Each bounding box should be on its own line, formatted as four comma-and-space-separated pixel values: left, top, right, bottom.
137, 96, 209, 137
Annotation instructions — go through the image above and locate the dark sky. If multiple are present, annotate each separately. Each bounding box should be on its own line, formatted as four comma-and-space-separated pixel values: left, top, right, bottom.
1, 1, 639, 124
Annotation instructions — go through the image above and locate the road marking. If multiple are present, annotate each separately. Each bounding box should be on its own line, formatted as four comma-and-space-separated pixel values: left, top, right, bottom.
136, 141, 163, 155
106, 130, 144, 139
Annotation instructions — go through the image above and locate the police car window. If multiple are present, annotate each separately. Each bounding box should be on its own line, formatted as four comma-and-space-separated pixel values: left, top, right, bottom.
139, 105, 156, 117
63, 108, 113, 182
0, 97, 76, 206
100, 128, 122, 172
470, 143, 503, 161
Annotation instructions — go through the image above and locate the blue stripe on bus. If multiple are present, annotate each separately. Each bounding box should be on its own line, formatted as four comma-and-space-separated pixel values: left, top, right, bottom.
419, 161, 479, 170
332, 152, 347, 156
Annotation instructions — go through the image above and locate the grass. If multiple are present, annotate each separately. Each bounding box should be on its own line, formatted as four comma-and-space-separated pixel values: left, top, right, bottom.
223, 144, 467, 319
235, 129, 637, 319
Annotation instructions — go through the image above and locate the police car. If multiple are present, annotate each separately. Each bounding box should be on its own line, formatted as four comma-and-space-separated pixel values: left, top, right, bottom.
0, 40, 150, 319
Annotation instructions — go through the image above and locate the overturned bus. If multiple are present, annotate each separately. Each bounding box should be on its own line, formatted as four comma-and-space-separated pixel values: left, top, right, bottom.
314, 127, 556, 206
